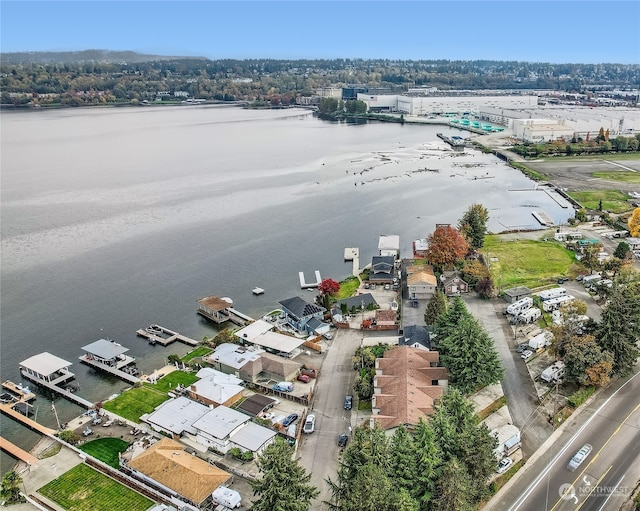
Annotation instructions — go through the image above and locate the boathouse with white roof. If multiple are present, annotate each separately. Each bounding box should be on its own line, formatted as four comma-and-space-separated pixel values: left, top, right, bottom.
19, 352, 75, 384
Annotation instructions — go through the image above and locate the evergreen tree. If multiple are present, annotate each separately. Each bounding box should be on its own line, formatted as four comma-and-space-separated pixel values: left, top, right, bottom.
0, 471, 25, 505
595, 270, 640, 375
564, 335, 614, 386
458, 203, 489, 251
433, 296, 472, 340
437, 315, 504, 395
424, 290, 447, 326
431, 458, 474, 511
390, 426, 418, 494
250, 438, 318, 511
412, 418, 442, 510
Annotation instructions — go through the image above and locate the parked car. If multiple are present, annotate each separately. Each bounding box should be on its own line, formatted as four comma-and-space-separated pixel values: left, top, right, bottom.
297, 374, 311, 383
496, 457, 514, 474
344, 395, 353, 410
82, 427, 93, 437
384, 283, 390, 290
521, 350, 534, 360
338, 434, 348, 447
557, 276, 569, 284
303, 414, 315, 434
273, 382, 294, 392
567, 444, 592, 471
282, 413, 299, 427
516, 343, 529, 353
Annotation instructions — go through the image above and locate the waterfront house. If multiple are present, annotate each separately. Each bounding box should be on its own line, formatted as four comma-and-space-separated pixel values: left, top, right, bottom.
279, 296, 326, 335
142, 396, 210, 438
187, 368, 244, 408
370, 346, 448, 432
405, 264, 437, 300
369, 256, 395, 284
206, 343, 264, 377
196, 295, 233, 324
378, 234, 400, 258
123, 437, 231, 511
234, 319, 309, 357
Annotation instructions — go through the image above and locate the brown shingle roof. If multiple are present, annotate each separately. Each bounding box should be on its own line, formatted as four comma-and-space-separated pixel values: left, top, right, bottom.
128, 438, 231, 505
260, 353, 301, 377
375, 310, 397, 322
372, 346, 447, 430
197, 295, 232, 311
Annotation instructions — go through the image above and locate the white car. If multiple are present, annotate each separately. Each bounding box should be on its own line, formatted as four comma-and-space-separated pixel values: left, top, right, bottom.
521, 350, 534, 360
567, 444, 593, 471
496, 457, 513, 474
303, 414, 315, 434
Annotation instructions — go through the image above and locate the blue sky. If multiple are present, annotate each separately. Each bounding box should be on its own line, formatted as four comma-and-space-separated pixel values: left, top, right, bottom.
1, 1, 639, 64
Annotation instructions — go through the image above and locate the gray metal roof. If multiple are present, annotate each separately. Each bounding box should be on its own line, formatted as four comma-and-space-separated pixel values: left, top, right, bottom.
20, 352, 73, 375
192, 405, 250, 439
81, 339, 129, 359
230, 421, 277, 452
144, 396, 209, 436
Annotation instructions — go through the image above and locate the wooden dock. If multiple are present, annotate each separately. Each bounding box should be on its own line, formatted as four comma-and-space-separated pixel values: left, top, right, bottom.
136, 324, 199, 347
299, 270, 322, 289
20, 371, 95, 409
79, 355, 141, 384
0, 402, 57, 435
0, 435, 39, 465
2, 380, 36, 402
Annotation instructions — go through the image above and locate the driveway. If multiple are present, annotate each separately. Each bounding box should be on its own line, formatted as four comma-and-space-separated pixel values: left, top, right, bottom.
463, 294, 554, 456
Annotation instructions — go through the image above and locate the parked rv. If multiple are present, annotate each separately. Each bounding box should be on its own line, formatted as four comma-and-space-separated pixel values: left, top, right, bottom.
538, 287, 568, 302
212, 486, 242, 509
506, 296, 533, 316
517, 307, 541, 324
542, 295, 575, 312
541, 361, 566, 383
528, 332, 552, 351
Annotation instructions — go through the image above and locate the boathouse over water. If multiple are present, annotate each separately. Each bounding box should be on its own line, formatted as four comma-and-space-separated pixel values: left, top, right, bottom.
20, 352, 75, 385
80, 339, 134, 368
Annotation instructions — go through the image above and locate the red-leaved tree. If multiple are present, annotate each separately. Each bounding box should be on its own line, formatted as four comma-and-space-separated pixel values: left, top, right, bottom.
318, 278, 340, 309
425, 225, 469, 271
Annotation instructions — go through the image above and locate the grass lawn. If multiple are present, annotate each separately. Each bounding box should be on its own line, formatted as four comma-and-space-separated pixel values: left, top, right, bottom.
484, 235, 576, 290
182, 346, 213, 362
148, 370, 199, 392
591, 171, 640, 184
336, 275, 361, 300
554, 153, 640, 162
79, 438, 129, 469
39, 464, 153, 511
101, 386, 167, 422
567, 190, 633, 214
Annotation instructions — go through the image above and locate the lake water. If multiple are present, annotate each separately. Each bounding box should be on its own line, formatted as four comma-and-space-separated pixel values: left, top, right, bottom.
0, 106, 573, 470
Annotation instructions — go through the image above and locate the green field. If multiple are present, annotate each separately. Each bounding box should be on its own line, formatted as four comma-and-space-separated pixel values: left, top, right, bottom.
567, 190, 633, 214
148, 370, 198, 392
39, 464, 153, 511
79, 438, 129, 468
484, 236, 576, 290
591, 171, 640, 184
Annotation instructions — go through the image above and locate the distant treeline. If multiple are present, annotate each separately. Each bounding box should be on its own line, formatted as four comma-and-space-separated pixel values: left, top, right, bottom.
2, 52, 639, 107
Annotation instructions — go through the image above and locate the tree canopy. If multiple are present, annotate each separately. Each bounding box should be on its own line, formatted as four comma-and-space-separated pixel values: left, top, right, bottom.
458, 204, 489, 251
250, 438, 319, 511
426, 225, 468, 271
628, 207, 640, 237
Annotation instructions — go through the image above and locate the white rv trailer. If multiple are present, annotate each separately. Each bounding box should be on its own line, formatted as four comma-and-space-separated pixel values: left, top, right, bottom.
518, 307, 542, 324
506, 296, 533, 316
538, 287, 568, 301
541, 361, 565, 383
542, 295, 575, 312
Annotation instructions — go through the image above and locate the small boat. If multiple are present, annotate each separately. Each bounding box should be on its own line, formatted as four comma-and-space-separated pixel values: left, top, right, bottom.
148, 336, 157, 345
252, 287, 265, 295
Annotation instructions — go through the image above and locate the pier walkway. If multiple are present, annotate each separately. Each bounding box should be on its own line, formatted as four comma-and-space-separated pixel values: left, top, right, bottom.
136, 324, 199, 346
299, 270, 322, 288
2, 380, 36, 402
78, 355, 141, 385
20, 371, 94, 409
0, 436, 39, 465
0, 402, 56, 435
344, 248, 361, 278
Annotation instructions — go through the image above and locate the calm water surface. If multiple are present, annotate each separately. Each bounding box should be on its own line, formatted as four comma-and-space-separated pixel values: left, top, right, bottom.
0, 106, 573, 470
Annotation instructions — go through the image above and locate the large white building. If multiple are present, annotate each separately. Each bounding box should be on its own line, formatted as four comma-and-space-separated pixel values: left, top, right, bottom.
357, 94, 539, 115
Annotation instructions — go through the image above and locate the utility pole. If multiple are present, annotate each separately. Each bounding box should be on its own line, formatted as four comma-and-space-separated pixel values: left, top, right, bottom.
51, 401, 62, 430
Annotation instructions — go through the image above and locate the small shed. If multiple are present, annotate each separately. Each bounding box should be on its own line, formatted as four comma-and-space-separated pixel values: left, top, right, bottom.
81, 339, 134, 368
502, 286, 532, 303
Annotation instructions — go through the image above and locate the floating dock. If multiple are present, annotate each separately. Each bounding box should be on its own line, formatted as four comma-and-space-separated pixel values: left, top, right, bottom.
299, 270, 322, 289
136, 324, 199, 346
532, 210, 554, 227
0, 435, 40, 465
0, 402, 57, 435
437, 133, 466, 149
2, 380, 36, 402
344, 248, 360, 278
252, 287, 265, 295
79, 339, 141, 384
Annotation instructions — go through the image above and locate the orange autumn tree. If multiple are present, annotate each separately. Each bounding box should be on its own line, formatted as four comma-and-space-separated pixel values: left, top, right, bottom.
629, 207, 640, 237
425, 225, 469, 271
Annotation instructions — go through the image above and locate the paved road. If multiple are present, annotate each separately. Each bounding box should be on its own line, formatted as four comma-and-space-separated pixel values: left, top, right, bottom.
487, 367, 640, 511
463, 294, 555, 456
298, 326, 364, 511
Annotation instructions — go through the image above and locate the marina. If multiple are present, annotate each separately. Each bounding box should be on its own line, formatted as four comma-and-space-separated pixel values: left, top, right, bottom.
437, 132, 466, 149
135, 324, 200, 347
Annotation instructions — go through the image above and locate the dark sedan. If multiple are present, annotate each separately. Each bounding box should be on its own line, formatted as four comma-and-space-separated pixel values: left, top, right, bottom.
282, 413, 299, 427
